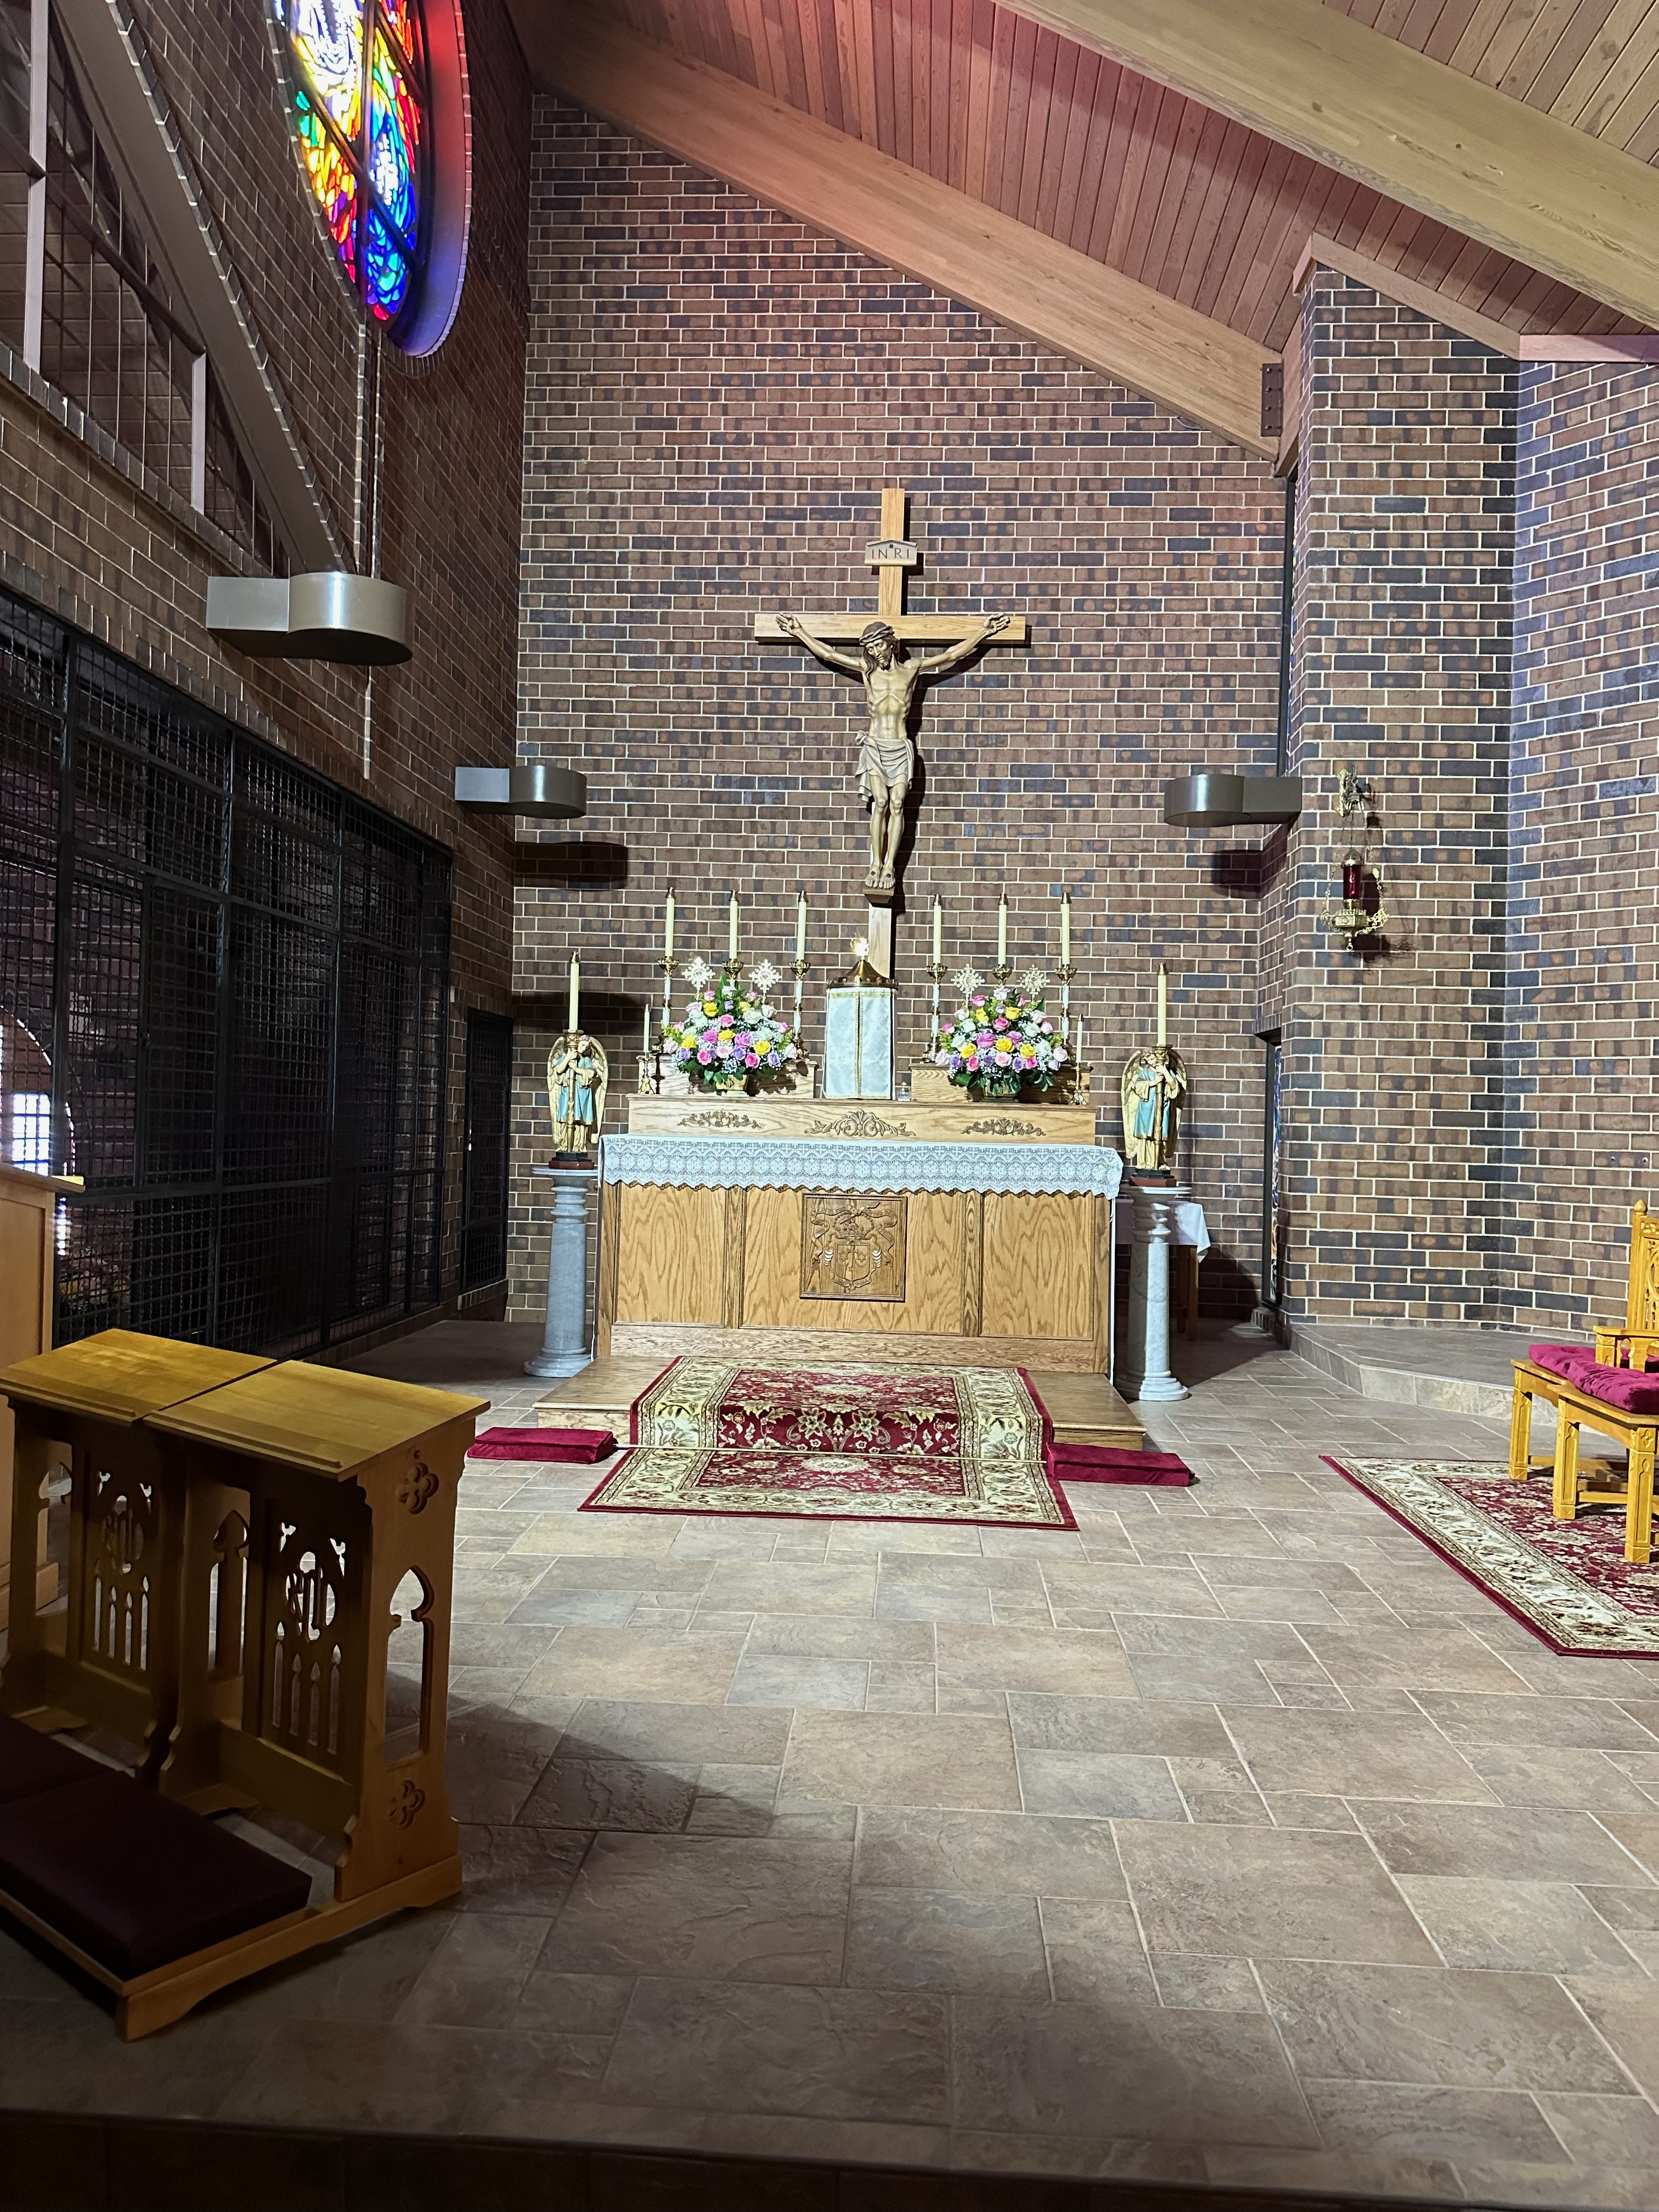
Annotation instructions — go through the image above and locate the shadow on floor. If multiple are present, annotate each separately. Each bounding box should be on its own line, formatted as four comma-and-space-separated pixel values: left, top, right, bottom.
341, 1319, 546, 1389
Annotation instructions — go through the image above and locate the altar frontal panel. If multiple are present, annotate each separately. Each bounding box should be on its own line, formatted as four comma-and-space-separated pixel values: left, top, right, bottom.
601, 1179, 1111, 1372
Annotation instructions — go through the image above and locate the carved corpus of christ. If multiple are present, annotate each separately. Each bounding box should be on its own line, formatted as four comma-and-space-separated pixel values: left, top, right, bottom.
775, 611, 1011, 896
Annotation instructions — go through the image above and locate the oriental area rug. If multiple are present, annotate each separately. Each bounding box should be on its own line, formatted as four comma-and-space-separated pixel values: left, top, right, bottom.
1329, 1458, 1659, 1659
581, 1358, 1073, 1528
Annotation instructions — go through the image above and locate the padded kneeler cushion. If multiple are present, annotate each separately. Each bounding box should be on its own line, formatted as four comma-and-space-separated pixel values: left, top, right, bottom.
0, 1769, 312, 1979
0, 1712, 104, 1805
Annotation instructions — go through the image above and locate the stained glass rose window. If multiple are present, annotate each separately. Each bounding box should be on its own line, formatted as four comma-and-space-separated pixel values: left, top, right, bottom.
272, 0, 470, 354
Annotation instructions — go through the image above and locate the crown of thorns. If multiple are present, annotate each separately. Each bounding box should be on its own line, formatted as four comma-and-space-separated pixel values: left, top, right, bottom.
860, 622, 898, 652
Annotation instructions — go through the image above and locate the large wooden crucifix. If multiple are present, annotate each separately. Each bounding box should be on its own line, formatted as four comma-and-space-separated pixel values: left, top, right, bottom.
759, 488, 1026, 971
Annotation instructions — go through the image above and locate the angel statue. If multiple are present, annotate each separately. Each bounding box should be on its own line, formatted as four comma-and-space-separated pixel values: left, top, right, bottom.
547, 1031, 610, 1163
775, 612, 1011, 898
1120, 1046, 1187, 1173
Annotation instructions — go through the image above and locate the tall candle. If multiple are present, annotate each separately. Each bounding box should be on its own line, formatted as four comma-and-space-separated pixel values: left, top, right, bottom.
729, 890, 740, 962
568, 953, 580, 1032
997, 892, 1008, 966
1060, 889, 1071, 964
664, 888, 675, 961
932, 895, 943, 966
795, 890, 808, 962
1157, 964, 1167, 1048
642, 1003, 652, 1053
1076, 1018, 1085, 1065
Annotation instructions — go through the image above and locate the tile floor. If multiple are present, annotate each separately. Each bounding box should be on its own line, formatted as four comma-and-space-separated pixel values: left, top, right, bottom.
3, 1322, 1658, 2206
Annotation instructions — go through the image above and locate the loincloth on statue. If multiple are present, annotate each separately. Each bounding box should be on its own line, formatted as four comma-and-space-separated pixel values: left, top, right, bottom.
857, 726, 915, 804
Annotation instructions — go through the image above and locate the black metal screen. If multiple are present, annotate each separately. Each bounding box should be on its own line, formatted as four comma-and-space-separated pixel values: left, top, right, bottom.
459, 1011, 511, 1291
0, 584, 451, 1354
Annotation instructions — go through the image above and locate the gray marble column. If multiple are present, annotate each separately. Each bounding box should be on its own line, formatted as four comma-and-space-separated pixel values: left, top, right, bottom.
1120, 1182, 1190, 1403
524, 1165, 595, 1379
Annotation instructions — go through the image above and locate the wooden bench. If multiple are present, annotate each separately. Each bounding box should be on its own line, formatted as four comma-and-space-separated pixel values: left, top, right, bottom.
1510, 1199, 1659, 1565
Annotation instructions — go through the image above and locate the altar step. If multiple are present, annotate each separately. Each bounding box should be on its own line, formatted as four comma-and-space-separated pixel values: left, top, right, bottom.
1286, 1322, 1535, 1419
534, 1357, 1145, 1453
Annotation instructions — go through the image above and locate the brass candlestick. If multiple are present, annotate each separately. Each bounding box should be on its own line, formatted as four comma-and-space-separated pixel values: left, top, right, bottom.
791, 955, 808, 1042
927, 958, 944, 1051
659, 956, 675, 1029
1054, 960, 1075, 1046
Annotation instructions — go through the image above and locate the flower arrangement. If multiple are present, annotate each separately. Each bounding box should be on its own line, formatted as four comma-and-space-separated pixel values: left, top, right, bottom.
934, 966, 1068, 1098
664, 957, 801, 1092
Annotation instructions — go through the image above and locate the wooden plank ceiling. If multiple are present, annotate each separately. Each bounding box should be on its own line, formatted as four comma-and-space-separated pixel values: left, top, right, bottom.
600, 0, 1655, 347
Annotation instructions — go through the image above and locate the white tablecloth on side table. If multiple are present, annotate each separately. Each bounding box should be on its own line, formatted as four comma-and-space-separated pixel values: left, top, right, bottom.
1114, 1194, 1210, 1255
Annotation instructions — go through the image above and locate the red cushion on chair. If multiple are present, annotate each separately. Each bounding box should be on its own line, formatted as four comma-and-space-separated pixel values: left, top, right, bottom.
1576, 1363, 1659, 1414
1528, 1342, 1597, 1382
0, 1713, 101, 1806
0, 1768, 313, 1980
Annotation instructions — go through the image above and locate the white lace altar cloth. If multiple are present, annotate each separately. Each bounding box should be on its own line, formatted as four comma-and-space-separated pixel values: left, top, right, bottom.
599, 1134, 1124, 1199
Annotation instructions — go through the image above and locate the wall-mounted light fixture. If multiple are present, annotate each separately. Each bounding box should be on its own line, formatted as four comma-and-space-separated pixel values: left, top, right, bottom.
1318, 765, 1387, 947
1161, 772, 1302, 830
453, 764, 587, 819
206, 573, 411, 664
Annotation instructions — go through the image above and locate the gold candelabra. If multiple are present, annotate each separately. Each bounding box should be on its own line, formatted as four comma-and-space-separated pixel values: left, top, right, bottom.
1054, 959, 1075, 1045
791, 955, 808, 1042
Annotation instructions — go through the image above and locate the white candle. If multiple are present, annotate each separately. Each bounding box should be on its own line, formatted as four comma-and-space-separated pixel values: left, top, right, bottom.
795, 890, 808, 962
729, 890, 740, 962
664, 889, 675, 961
642, 1003, 652, 1053
997, 892, 1008, 966
1060, 890, 1071, 964
1157, 964, 1167, 1048
568, 953, 580, 1033
932, 895, 943, 966
1076, 1018, 1085, 1064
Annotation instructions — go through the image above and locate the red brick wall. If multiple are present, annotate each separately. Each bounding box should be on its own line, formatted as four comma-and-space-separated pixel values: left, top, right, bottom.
1508, 361, 1659, 1329
1259, 269, 1517, 1326
0, 0, 534, 1306
509, 104, 1286, 1321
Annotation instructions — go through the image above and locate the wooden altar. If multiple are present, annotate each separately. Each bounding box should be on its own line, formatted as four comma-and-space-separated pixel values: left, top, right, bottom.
599, 1099, 1121, 1375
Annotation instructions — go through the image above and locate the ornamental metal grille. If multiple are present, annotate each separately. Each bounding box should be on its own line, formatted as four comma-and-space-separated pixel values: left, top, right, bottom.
0, 584, 450, 1353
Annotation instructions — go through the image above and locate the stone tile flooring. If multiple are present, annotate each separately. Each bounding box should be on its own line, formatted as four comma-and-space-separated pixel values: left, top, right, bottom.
3, 1322, 1659, 2205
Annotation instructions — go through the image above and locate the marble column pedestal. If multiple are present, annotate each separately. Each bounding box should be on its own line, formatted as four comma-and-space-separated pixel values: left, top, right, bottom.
525, 1164, 595, 1379
1121, 1179, 1191, 1403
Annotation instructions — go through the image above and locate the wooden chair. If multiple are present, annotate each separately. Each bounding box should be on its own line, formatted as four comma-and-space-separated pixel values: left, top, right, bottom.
1509, 1199, 1659, 1565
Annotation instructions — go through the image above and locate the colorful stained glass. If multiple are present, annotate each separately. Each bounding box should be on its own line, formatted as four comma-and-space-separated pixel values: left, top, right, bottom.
273, 0, 430, 340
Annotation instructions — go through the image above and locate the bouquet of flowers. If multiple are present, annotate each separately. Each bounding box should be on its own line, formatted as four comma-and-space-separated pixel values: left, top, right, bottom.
664, 958, 801, 1092
934, 966, 1068, 1098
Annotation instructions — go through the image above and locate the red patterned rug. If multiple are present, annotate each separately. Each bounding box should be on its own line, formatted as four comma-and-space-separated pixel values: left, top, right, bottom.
581, 1358, 1073, 1528
1329, 1458, 1659, 1658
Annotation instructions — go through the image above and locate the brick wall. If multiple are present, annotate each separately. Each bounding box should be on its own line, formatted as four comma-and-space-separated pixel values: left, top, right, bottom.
508, 103, 1286, 1322
1506, 362, 1659, 1328
0, 0, 534, 1306
1257, 269, 1517, 1325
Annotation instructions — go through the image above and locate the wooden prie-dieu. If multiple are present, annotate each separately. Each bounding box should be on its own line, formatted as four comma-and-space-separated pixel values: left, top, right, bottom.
0, 1329, 484, 2036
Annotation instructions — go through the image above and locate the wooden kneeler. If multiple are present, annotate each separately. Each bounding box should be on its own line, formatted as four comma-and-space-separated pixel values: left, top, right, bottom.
0, 1331, 274, 1770
0, 1335, 485, 2036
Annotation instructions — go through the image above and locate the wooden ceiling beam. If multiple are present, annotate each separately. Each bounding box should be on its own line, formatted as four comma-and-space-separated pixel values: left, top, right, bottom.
518, 3, 1277, 456
995, 0, 1659, 330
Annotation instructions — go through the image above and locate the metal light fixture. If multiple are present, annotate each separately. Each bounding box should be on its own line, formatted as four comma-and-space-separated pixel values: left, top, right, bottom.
453, 764, 586, 819
1161, 772, 1302, 830
206, 573, 411, 664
